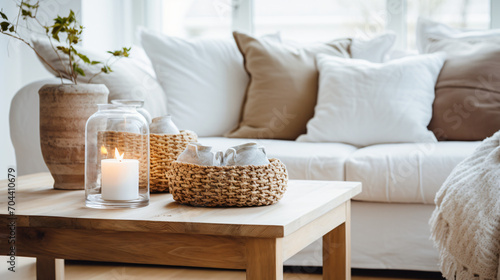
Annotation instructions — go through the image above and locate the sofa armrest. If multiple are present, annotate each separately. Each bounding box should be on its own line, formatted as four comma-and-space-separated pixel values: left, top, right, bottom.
9, 78, 63, 176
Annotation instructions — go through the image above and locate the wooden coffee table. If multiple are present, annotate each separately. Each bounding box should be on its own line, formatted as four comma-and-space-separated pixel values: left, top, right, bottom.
0, 173, 361, 280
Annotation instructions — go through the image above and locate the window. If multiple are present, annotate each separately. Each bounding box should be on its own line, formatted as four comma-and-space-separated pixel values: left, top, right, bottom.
161, 0, 232, 38
406, 0, 490, 49
159, 0, 494, 49
254, 0, 386, 43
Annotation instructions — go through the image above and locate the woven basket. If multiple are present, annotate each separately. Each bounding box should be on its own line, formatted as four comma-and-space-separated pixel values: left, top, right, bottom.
150, 130, 198, 192
166, 158, 288, 207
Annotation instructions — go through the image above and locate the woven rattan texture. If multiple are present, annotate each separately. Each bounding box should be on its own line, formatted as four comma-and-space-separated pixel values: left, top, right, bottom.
150, 130, 198, 192
166, 158, 288, 207
97, 131, 149, 190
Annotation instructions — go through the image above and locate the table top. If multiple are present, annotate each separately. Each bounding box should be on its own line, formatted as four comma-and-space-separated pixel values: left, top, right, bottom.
1, 173, 361, 238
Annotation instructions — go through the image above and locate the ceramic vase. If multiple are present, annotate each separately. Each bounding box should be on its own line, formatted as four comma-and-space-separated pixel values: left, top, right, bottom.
177, 143, 221, 166
224, 142, 269, 166
39, 84, 109, 190
150, 115, 180, 134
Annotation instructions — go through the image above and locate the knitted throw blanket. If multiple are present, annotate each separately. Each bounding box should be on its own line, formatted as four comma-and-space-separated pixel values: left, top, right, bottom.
430, 130, 500, 280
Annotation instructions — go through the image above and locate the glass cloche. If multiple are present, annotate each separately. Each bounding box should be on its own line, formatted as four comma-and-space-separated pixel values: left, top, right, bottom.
85, 104, 150, 209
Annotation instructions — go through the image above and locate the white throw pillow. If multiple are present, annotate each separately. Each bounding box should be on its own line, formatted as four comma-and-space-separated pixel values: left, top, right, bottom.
416, 17, 500, 53
141, 30, 278, 137
297, 53, 446, 147
351, 32, 396, 63
31, 37, 167, 118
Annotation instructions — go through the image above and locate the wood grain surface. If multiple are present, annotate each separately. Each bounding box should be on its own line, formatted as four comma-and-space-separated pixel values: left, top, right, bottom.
0, 173, 361, 238
0, 256, 444, 280
0, 173, 362, 280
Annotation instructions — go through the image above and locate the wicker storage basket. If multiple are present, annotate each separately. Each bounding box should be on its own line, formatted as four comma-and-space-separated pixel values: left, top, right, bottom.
166, 158, 288, 207
150, 130, 198, 192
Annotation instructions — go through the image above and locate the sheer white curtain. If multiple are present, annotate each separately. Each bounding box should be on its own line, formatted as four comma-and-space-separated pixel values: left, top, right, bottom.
82, 0, 162, 51
162, 0, 196, 37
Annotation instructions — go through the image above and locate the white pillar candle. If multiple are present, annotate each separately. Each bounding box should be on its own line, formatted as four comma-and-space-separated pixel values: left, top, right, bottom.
101, 148, 139, 201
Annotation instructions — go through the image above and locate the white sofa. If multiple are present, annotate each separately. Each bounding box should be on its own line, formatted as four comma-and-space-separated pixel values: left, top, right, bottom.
10, 78, 481, 272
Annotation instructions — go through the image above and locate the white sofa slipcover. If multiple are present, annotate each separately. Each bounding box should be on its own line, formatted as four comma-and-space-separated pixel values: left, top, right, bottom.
9, 79, 481, 272
346, 142, 479, 204
201, 137, 358, 181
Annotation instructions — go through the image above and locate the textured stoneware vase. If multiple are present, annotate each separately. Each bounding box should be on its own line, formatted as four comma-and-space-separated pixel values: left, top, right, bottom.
39, 84, 109, 190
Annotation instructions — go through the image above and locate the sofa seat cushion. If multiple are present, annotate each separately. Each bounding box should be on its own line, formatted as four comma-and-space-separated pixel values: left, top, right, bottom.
346, 141, 480, 204
200, 137, 358, 181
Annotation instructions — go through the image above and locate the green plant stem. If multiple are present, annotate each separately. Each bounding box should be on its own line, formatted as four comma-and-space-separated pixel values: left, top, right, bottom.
2, 31, 63, 80
33, 17, 66, 83
34, 1, 39, 18
15, 1, 22, 30
87, 55, 121, 83
67, 41, 76, 84
87, 70, 100, 84
87, 55, 113, 83
48, 38, 66, 83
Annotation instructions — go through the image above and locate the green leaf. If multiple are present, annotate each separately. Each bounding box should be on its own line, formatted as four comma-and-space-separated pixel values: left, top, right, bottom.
68, 10, 75, 23
0, 21, 9, 32
76, 52, 90, 64
91, 61, 101, 65
21, 2, 39, 9
0, 11, 8, 20
9, 25, 14, 32
122, 47, 131, 57
107, 47, 131, 57
56, 46, 70, 55
54, 15, 64, 24
51, 24, 63, 42
101, 65, 113, 74
21, 9, 32, 18
73, 63, 85, 76
68, 33, 79, 44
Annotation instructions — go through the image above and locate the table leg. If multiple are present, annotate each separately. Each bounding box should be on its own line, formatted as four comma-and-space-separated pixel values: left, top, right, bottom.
323, 201, 351, 280
36, 257, 64, 280
246, 238, 283, 280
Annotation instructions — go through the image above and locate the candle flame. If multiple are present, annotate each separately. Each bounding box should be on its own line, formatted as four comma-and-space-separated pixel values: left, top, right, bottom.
101, 146, 108, 155
114, 148, 124, 161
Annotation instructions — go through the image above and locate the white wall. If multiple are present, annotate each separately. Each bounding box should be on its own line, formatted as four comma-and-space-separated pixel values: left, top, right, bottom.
0, 0, 81, 179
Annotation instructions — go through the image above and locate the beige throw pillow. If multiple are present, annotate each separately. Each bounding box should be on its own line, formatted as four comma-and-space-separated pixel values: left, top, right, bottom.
226, 32, 351, 140
429, 45, 500, 141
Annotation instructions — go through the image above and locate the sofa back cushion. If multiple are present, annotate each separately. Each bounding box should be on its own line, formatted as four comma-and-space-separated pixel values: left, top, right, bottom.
416, 17, 500, 53
351, 32, 396, 63
141, 30, 273, 137
226, 31, 351, 140
417, 18, 500, 140
429, 46, 500, 140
